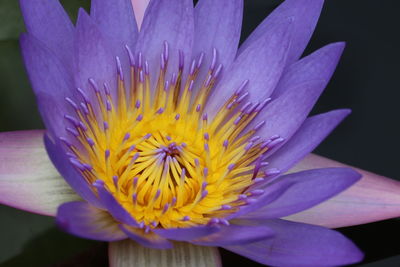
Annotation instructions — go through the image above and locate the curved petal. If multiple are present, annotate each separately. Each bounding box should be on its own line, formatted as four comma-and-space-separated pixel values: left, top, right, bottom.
191, 0, 243, 98
153, 225, 219, 241
193, 0, 243, 73
57, 201, 127, 241
131, 0, 150, 28
94, 182, 139, 227
109, 240, 221, 267
240, 168, 361, 220
266, 109, 351, 173
255, 79, 327, 149
0, 130, 80, 216
135, 0, 194, 89
20, 33, 74, 139
224, 219, 363, 267
44, 135, 103, 209
19, 0, 74, 69
227, 177, 294, 220
245, 42, 345, 151
239, 0, 324, 64
91, 0, 138, 54
272, 42, 345, 98
74, 9, 117, 100
91, 0, 138, 87
192, 224, 274, 247
207, 19, 293, 118
285, 154, 400, 228
119, 225, 173, 249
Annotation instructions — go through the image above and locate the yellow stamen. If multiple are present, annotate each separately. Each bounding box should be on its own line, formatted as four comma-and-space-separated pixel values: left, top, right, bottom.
63, 47, 273, 229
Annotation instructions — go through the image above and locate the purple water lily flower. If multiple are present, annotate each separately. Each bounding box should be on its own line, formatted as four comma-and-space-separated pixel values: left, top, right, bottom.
1, 0, 400, 266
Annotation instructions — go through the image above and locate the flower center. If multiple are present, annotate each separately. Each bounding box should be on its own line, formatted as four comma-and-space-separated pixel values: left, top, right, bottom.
62, 43, 282, 229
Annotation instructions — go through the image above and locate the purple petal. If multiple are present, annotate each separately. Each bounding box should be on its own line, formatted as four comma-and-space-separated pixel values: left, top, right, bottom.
20, 34, 74, 139
241, 168, 361, 220
239, 0, 324, 64
193, 0, 243, 71
119, 225, 173, 249
224, 219, 363, 267
91, 0, 138, 53
207, 19, 293, 118
266, 109, 351, 173
135, 0, 194, 88
192, 224, 274, 246
44, 135, 103, 209
153, 225, 219, 241
91, 0, 138, 86
57, 201, 127, 241
227, 177, 294, 220
19, 0, 74, 69
74, 9, 117, 100
255, 79, 327, 148
0, 130, 79, 216
285, 154, 400, 228
95, 183, 139, 227
251, 42, 345, 153
109, 240, 222, 267
272, 42, 346, 98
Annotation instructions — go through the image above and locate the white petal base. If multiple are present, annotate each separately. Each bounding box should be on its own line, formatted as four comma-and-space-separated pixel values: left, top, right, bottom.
0, 130, 80, 216
109, 240, 221, 267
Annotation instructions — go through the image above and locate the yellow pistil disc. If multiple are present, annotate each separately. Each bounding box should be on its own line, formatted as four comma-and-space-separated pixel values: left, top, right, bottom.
64, 47, 271, 229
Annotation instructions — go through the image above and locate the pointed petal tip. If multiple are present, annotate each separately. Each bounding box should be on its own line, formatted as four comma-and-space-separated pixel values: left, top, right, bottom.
341, 167, 363, 182
327, 41, 346, 53
285, 154, 400, 228
76, 7, 90, 23
19, 0, 74, 67
324, 108, 352, 122
340, 108, 351, 115
240, 0, 326, 63
351, 247, 365, 266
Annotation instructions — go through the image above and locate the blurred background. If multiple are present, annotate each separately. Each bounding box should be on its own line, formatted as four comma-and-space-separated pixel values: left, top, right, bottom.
0, 0, 399, 266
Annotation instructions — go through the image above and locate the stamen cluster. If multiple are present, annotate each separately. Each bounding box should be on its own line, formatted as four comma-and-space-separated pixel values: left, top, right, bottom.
61, 42, 283, 229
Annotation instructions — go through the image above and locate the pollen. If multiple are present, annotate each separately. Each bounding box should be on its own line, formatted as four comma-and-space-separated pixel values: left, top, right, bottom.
61, 42, 283, 229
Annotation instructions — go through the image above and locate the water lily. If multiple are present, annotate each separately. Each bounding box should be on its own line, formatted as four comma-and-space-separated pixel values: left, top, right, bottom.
1, 0, 400, 266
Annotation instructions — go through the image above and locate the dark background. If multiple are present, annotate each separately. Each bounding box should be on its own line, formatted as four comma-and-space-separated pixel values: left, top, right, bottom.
0, 0, 399, 266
